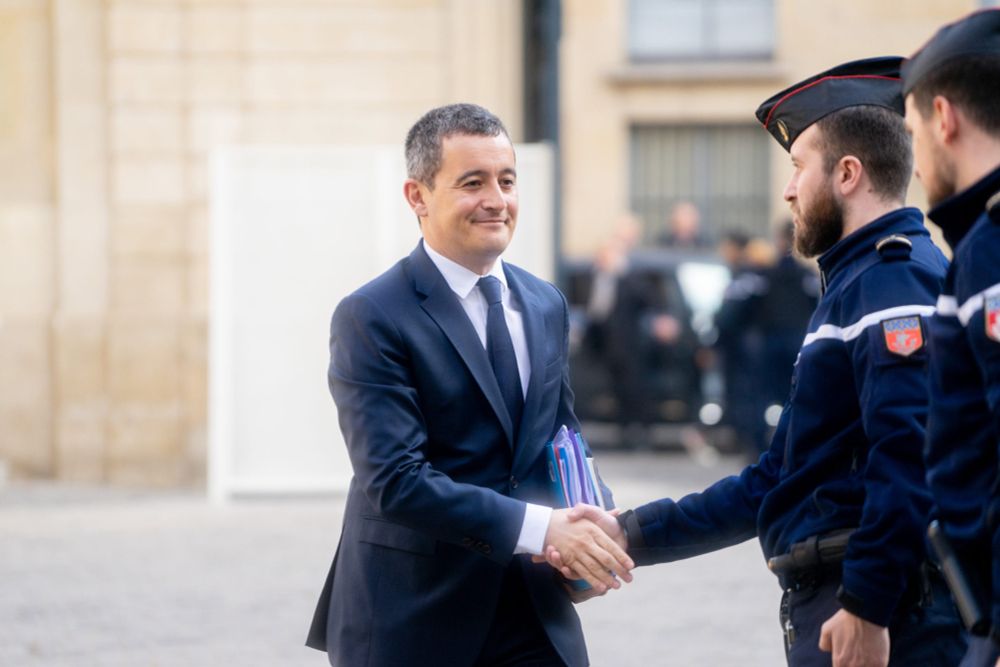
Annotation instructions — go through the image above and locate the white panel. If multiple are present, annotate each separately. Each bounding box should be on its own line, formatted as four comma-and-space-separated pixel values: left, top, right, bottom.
209, 144, 554, 501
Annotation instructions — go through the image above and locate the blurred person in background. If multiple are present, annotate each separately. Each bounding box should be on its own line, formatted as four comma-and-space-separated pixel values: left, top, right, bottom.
758, 220, 821, 415
586, 214, 682, 448
306, 103, 633, 667
902, 10, 1000, 666
656, 200, 712, 249
714, 230, 769, 457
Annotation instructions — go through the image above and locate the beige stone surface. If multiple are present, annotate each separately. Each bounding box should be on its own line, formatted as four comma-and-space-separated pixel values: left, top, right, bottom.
107, 319, 179, 397
187, 57, 245, 105
110, 257, 186, 316
184, 4, 244, 54
111, 204, 187, 258
0, 2, 53, 204
52, 315, 106, 406
106, 404, 186, 486
188, 105, 244, 155
112, 156, 186, 205
110, 58, 184, 105
55, 408, 107, 482
108, 2, 182, 54
0, 205, 54, 317
0, 319, 52, 476
111, 107, 184, 155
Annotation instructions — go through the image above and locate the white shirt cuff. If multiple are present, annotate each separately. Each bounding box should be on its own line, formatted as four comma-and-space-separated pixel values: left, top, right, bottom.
513, 503, 553, 555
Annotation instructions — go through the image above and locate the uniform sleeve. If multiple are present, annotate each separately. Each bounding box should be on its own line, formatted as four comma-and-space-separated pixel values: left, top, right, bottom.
964, 273, 1000, 632
626, 410, 787, 566
839, 264, 938, 626
330, 293, 526, 564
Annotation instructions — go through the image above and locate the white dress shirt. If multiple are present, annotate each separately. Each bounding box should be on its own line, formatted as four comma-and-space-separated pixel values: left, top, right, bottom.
423, 241, 552, 555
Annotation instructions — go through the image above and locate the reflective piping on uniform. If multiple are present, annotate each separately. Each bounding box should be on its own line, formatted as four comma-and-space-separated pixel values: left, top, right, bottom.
935, 281, 1000, 326
801, 304, 937, 349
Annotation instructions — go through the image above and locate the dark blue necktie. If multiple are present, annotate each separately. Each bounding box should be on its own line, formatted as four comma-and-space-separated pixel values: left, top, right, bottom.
478, 276, 524, 436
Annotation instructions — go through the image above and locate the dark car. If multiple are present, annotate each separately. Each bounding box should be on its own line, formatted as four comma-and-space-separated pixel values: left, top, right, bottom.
561, 248, 731, 448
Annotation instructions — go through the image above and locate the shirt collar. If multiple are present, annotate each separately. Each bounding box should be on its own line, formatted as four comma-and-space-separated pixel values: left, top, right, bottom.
423, 240, 507, 299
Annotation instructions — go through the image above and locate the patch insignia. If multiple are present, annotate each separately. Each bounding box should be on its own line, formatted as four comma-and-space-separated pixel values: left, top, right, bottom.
882, 316, 924, 357
986, 295, 1000, 342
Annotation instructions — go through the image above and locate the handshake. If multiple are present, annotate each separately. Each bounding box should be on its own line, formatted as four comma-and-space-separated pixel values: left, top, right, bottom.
537, 504, 635, 600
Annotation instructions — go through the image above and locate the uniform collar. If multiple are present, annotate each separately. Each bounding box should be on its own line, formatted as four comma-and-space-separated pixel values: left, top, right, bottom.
422, 239, 508, 300
816, 207, 927, 287
926, 162, 1000, 250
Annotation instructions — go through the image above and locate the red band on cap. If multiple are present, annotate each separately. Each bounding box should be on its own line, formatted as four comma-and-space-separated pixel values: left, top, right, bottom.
762, 75, 901, 130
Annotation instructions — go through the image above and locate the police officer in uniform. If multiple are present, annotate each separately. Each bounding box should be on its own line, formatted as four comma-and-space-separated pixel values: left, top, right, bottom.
546, 58, 966, 666
902, 10, 1000, 666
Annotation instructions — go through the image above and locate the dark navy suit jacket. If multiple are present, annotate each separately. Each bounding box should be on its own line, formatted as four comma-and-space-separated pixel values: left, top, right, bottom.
306, 241, 603, 666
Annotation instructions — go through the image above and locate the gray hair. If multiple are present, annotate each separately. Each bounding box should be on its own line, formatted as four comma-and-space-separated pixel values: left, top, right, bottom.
404, 103, 510, 188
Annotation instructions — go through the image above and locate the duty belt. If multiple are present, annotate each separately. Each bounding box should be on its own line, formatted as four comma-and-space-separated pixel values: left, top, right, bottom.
767, 528, 854, 577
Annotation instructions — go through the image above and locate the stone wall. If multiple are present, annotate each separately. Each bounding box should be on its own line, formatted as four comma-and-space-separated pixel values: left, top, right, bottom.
1, 0, 523, 486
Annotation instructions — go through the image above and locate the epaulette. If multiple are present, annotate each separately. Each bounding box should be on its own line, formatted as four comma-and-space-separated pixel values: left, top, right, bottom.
987, 190, 1000, 224
875, 234, 912, 261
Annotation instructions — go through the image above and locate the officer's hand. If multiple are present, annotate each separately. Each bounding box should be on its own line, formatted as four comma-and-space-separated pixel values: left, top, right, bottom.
818, 609, 889, 667
543, 509, 634, 591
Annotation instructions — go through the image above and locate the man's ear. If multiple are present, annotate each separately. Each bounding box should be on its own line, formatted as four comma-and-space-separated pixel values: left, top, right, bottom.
932, 95, 959, 145
404, 179, 429, 217
835, 155, 864, 196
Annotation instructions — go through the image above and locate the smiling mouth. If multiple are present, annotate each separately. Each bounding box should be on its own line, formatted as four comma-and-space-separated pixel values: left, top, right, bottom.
473, 219, 507, 224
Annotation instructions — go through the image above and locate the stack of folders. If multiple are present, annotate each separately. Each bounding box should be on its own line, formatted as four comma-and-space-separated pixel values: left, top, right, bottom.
545, 425, 608, 590
546, 425, 607, 511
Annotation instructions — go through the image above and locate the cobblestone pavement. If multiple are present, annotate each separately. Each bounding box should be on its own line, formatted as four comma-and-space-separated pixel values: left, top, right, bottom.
1, 451, 785, 666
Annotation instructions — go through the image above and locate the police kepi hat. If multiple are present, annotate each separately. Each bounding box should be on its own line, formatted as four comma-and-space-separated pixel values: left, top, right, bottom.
755, 57, 904, 152
902, 9, 1000, 96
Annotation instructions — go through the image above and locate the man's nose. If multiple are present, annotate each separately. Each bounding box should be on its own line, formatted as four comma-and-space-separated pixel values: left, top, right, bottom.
783, 178, 796, 202
481, 181, 506, 210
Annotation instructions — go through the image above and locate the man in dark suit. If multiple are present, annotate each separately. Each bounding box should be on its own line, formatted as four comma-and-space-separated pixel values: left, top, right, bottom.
306, 103, 633, 666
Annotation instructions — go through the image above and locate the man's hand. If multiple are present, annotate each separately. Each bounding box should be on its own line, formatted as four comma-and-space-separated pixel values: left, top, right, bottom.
542, 506, 633, 592
818, 609, 889, 667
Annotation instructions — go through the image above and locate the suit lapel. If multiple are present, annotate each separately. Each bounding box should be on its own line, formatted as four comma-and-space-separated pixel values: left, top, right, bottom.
505, 265, 548, 461
409, 242, 515, 446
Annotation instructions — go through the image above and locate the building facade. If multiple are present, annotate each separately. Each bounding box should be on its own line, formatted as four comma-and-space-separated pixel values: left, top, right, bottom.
0, 0, 982, 486
559, 0, 979, 255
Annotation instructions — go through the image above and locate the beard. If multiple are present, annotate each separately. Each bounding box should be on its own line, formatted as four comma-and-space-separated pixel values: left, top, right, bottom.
922, 142, 958, 208
793, 182, 844, 258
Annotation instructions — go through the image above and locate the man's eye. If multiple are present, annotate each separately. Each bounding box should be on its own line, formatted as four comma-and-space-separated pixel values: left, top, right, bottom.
501, 179, 516, 187
463, 180, 481, 188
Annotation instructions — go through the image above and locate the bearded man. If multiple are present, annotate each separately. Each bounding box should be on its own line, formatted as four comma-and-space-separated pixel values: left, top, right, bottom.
545, 58, 966, 667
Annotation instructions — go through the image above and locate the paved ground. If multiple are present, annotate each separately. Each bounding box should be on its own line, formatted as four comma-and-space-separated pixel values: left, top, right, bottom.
1, 451, 786, 666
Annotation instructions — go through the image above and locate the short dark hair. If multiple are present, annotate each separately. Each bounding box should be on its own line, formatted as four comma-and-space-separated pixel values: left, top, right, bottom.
721, 230, 749, 249
814, 105, 912, 201
909, 54, 1000, 138
404, 103, 510, 188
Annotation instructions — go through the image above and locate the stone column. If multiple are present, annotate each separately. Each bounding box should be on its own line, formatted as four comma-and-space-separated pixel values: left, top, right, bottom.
52, 0, 109, 481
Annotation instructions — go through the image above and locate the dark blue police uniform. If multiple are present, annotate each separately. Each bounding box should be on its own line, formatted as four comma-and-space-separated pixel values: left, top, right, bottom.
923, 165, 1000, 663
901, 10, 1000, 665
624, 209, 959, 664
613, 56, 965, 666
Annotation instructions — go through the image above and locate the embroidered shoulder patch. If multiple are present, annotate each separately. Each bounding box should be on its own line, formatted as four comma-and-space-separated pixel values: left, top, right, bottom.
986, 295, 1000, 343
881, 316, 924, 357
